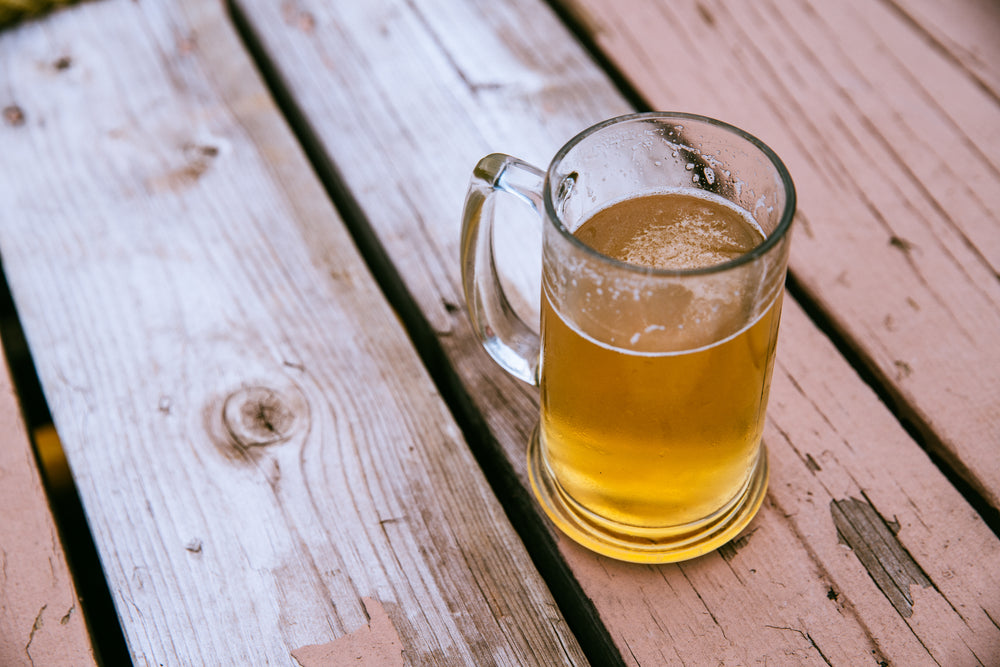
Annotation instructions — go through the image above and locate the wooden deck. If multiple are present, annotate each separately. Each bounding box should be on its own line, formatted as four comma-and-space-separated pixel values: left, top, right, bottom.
0, 0, 997, 665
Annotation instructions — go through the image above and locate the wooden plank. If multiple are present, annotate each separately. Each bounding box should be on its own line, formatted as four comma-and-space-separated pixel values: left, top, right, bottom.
231, 0, 1000, 663
0, 345, 96, 666
555, 0, 1000, 510
0, 1, 587, 664
887, 0, 1000, 100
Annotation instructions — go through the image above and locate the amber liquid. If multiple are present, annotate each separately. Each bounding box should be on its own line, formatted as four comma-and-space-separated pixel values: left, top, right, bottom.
539, 191, 782, 530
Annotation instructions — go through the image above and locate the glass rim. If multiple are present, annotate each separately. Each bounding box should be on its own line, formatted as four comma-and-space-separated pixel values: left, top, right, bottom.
542, 111, 796, 277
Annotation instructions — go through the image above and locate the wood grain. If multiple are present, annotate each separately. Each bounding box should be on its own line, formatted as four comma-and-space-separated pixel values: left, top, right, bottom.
0, 348, 95, 666
888, 0, 1000, 100
0, 0, 586, 664
556, 0, 1000, 510
230, 0, 1000, 663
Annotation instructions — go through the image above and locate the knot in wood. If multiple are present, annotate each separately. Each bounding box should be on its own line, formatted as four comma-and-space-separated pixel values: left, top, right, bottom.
223, 385, 301, 448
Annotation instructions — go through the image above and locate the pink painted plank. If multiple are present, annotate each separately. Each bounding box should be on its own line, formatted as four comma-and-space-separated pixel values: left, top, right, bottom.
0, 350, 96, 666
888, 0, 1000, 99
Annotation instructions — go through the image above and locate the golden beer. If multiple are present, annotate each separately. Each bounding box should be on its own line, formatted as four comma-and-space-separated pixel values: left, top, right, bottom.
538, 191, 782, 537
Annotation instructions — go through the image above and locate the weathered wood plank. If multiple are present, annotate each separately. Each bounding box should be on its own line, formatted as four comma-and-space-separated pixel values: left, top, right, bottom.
0, 1, 587, 664
0, 346, 96, 666
556, 0, 1000, 510
888, 0, 1000, 100
232, 0, 1000, 663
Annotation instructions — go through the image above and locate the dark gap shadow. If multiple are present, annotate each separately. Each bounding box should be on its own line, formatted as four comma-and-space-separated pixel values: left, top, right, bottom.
225, 1, 626, 665
0, 261, 134, 667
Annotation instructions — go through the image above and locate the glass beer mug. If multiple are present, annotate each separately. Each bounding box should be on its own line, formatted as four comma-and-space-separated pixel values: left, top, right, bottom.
461, 113, 795, 563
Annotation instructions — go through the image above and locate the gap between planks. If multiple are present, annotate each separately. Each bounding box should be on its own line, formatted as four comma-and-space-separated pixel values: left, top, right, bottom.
224, 1, 625, 665
0, 263, 135, 667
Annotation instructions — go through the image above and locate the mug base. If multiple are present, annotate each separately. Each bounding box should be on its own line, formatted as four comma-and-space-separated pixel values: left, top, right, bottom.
527, 425, 769, 564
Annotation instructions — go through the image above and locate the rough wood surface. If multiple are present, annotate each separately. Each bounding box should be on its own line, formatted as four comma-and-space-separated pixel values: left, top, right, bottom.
0, 348, 95, 666
556, 0, 1000, 510
231, 0, 1000, 663
0, 1, 587, 664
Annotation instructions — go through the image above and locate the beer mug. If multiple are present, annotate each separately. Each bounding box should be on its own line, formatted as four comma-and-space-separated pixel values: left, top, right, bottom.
461, 112, 794, 563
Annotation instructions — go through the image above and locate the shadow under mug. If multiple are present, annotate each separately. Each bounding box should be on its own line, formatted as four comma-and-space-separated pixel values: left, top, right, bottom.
461, 112, 795, 563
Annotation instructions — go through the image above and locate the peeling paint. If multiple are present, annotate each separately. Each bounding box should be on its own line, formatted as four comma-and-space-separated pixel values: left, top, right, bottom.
291, 598, 403, 667
831, 497, 932, 617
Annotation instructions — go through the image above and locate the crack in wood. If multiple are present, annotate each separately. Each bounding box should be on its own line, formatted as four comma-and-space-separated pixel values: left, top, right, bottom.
60, 604, 75, 625
718, 526, 758, 562
830, 496, 932, 617
24, 604, 46, 666
764, 625, 832, 666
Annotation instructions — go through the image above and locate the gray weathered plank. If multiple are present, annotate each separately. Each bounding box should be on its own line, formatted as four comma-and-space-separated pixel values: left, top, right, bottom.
232, 0, 1000, 663
0, 0, 587, 664
558, 0, 1000, 510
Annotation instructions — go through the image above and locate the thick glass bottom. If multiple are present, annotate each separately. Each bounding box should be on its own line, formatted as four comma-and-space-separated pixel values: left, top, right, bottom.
527, 425, 768, 564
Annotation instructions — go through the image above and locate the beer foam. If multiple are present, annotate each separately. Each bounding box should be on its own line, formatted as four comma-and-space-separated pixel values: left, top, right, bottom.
557, 189, 772, 355
620, 217, 754, 270
576, 188, 764, 271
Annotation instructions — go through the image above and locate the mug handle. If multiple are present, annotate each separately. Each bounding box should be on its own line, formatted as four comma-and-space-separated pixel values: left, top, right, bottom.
460, 153, 545, 386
